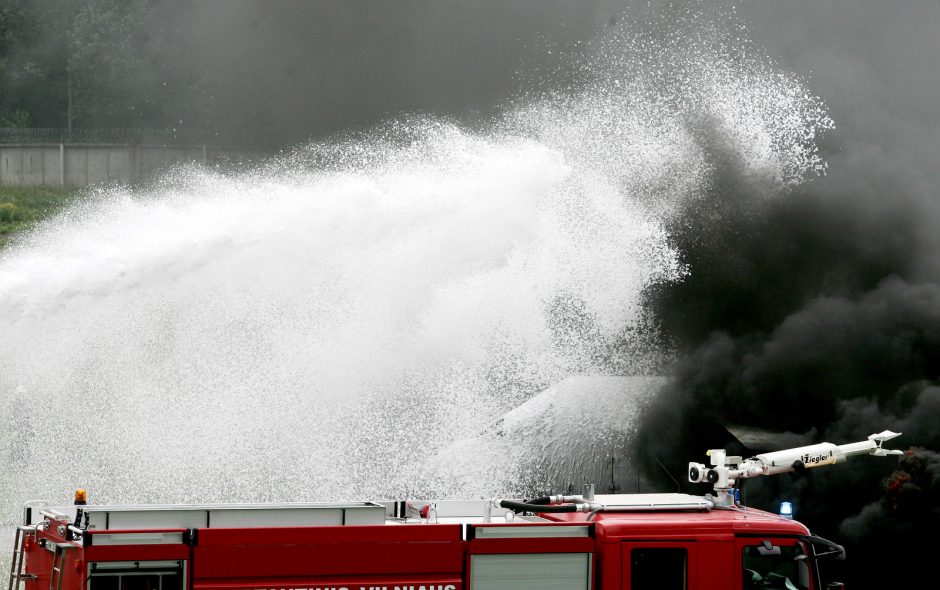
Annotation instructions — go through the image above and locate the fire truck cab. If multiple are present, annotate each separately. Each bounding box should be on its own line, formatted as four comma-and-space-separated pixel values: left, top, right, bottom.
9, 492, 839, 590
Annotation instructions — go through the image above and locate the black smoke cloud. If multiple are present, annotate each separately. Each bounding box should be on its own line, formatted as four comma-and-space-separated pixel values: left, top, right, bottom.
633, 3, 940, 587
636, 98, 940, 590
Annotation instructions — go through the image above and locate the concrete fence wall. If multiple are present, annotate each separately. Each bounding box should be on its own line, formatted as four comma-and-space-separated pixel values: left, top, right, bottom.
0, 144, 262, 187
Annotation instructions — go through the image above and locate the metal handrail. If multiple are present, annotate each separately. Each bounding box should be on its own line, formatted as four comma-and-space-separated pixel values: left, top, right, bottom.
8, 526, 38, 590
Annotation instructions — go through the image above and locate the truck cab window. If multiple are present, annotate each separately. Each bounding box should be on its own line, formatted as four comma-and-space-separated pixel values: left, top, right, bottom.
631, 548, 687, 590
742, 544, 810, 590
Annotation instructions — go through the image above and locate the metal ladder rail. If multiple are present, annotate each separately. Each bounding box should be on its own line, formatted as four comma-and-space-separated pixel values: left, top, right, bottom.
48, 544, 74, 590
8, 526, 37, 590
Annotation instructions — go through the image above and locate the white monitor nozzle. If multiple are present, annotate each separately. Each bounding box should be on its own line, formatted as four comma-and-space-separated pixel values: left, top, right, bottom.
688, 430, 903, 507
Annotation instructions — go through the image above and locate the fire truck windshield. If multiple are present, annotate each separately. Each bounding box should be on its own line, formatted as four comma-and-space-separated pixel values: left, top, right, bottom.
742, 544, 811, 590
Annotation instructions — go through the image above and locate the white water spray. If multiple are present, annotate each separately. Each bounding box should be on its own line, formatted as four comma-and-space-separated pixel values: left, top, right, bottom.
0, 11, 832, 545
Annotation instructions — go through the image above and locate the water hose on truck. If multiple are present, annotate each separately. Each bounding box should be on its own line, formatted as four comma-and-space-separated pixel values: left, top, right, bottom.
500, 500, 581, 513
484, 495, 602, 521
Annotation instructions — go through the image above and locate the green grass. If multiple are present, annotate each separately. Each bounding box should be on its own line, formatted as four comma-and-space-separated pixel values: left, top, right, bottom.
0, 185, 80, 250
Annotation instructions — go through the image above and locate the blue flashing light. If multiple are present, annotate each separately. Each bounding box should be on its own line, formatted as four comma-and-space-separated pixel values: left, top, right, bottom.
779, 501, 794, 519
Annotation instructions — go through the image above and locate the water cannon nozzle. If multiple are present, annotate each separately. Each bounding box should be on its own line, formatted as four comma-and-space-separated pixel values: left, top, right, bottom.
868, 430, 903, 456
691, 428, 903, 498
868, 430, 901, 443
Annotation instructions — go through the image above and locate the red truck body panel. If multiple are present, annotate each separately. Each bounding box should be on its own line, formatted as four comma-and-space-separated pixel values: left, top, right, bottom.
16, 501, 817, 590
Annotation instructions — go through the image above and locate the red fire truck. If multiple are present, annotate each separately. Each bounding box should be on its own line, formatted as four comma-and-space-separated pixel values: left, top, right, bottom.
8, 431, 902, 590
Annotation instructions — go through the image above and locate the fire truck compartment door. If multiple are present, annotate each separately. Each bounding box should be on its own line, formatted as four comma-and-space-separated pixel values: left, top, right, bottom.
467, 525, 593, 590
622, 541, 697, 590
87, 560, 187, 590
469, 553, 592, 590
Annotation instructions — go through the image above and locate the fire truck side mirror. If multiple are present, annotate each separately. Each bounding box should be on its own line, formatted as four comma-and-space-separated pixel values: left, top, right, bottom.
799, 534, 846, 561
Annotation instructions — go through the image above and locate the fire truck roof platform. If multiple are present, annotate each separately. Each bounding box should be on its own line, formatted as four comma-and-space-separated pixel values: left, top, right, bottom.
23, 493, 808, 538
26, 501, 389, 530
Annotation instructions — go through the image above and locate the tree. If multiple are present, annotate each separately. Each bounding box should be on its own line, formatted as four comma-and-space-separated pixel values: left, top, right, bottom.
67, 0, 152, 128
0, 0, 67, 127
0, 0, 208, 132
